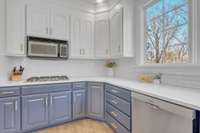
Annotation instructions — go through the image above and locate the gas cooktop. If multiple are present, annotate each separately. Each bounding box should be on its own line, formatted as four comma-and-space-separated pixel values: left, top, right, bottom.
26, 76, 69, 82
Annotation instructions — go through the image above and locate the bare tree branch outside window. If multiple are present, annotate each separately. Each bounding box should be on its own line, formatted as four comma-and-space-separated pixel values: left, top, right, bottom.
144, 0, 190, 64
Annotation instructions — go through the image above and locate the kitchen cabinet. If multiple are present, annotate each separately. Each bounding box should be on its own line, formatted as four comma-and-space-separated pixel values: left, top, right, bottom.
70, 15, 94, 59
27, 5, 50, 39
94, 13, 110, 59
50, 8, 70, 40
0, 97, 20, 133
49, 91, 71, 124
87, 82, 104, 120
73, 89, 86, 119
110, 7, 123, 58
6, 0, 26, 56
22, 94, 49, 131
27, 5, 70, 40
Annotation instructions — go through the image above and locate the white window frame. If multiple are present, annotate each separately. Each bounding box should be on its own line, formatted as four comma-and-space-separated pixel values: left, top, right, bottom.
139, 0, 198, 67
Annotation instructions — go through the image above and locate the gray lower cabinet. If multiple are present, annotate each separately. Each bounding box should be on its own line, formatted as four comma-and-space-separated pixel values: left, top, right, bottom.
22, 94, 49, 131
0, 97, 20, 133
49, 91, 72, 124
73, 89, 86, 119
87, 82, 104, 120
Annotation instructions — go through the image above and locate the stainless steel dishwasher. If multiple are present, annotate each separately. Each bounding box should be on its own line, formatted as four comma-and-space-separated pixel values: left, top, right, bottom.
132, 92, 197, 133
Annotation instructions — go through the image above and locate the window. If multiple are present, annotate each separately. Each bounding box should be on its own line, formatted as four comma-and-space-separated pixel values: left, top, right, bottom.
144, 0, 191, 64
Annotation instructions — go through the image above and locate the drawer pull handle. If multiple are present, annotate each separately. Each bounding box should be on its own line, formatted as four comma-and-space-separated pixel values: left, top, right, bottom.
111, 89, 118, 93
111, 112, 118, 117
0, 91, 15, 95
111, 123, 118, 129
111, 100, 118, 105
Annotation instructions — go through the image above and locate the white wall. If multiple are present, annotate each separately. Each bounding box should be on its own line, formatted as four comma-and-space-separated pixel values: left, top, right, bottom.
0, 0, 106, 81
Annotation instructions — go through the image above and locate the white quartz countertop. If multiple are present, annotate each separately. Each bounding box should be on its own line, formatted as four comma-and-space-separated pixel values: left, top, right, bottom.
1, 77, 200, 110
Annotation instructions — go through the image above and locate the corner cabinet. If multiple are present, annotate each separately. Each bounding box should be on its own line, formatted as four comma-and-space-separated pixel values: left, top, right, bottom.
0, 97, 20, 133
87, 82, 104, 120
22, 94, 49, 131
110, 7, 123, 58
70, 15, 94, 59
49, 91, 72, 124
26, 5, 70, 40
6, 0, 26, 56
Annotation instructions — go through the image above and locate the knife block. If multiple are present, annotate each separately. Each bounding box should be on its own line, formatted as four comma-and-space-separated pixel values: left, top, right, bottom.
10, 71, 22, 81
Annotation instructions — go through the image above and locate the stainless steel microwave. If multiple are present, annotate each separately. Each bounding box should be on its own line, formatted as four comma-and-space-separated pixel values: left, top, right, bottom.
27, 37, 68, 59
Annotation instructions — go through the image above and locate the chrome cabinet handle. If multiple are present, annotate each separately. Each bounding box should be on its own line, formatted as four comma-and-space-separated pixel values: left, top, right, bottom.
50, 96, 53, 105
111, 89, 118, 94
0, 91, 15, 95
45, 97, 48, 106
111, 100, 118, 105
111, 123, 118, 129
111, 111, 118, 117
15, 101, 18, 112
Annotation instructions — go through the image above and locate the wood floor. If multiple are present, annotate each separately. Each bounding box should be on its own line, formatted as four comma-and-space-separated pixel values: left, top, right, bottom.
36, 119, 114, 133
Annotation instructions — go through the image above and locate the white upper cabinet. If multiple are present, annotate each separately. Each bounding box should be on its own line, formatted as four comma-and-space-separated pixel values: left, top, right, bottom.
81, 19, 94, 58
50, 8, 70, 40
110, 7, 123, 58
27, 5, 70, 40
70, 16, 82, 58
70, 15, 94, 59
27, 5, 50, 38
94, 13, 110, 59
6, 0, 26, 56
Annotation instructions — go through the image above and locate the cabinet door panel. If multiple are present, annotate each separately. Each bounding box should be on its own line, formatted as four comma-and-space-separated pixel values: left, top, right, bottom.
81, 19, 94, 58
22, 94, 48, 131
70, 16, 82, 58
110, 8, 123, 58
73, 89, 86, 119
51, 8, 70, 40
49, 91, 71, 124
27, 5, 50, 38
95, 18, 110, 58
0, 97, 20, 133
88, 83, 104, 120
6, 0, 26, 56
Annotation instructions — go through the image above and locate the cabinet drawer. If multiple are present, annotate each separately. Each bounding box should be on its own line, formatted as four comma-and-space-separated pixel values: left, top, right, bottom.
22, 84, 71, 95
106, 93, 130, 116
105, 84, 131, 102
106, 103, 131, 130
106, 113, 130, 133
73, 82, 86, 90
0, 87, 20, 98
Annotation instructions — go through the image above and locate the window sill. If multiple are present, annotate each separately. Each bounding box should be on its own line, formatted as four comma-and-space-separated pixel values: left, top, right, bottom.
134, 64, 200, 69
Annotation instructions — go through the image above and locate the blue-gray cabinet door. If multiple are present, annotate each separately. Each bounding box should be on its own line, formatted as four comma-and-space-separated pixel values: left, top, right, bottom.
73, 89, 86, 119
0, 97, 20, 133
22, 94, 49, 131
49, 91, 72, 124
87, 83, 104, 120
